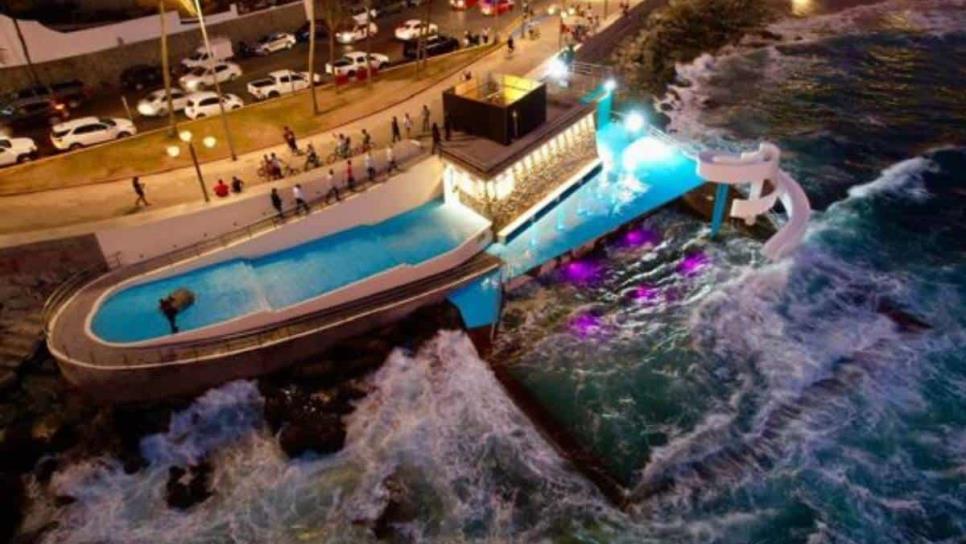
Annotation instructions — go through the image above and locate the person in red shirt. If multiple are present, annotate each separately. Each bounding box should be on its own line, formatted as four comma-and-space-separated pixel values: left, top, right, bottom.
213, 178, 230, 198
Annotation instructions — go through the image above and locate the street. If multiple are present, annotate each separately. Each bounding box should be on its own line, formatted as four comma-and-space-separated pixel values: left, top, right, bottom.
9, 0, 534, 157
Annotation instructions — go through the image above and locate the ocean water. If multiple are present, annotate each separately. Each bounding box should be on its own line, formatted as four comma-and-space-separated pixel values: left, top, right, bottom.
22, 1, 966, 542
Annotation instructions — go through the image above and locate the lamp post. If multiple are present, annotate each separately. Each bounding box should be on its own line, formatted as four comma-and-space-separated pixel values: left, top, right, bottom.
191, 0, 237, 161
167, 130, 216, 203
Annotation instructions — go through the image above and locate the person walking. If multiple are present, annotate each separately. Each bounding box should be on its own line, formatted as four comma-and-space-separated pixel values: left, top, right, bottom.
270, 153, 283, 179
421, 104, 431, 133
361, 128, 372, 151
391, 116, 401, 143
431, 122, 442, 155
403, 113, 413, 139
365, 151, 376, 182
231, 176, 244, 193
132, 176, 149, 207
270, 187, 284, 218
386, 144, 398, 174
324, 168, 341, 204
507, 35, 515, 56
283, 126, 299, 154
346, 159, 357, 191
482, 27, 490, 44
293, 184, 310, 215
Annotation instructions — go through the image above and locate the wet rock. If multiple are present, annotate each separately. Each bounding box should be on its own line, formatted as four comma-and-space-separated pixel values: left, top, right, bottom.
0, 421, 45, 473
372, 475, 419, 540
34, 456, 59, 485
278, 415, 346, 458
165, 462, 213, 510
53, 495, 76, 507
0, 471, 24, 543
0, 369, 16, 394
877, 300, 931, 333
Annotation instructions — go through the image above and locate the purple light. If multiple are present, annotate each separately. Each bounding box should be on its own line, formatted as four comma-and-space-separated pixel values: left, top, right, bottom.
633, 284, 661, 303
561, 259, 601, 283
569, 312, 602, 337
619, 227, 661, 249
677, 251, 710, 276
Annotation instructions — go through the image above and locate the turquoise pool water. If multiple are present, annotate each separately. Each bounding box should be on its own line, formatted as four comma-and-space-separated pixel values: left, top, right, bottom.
490, 123, 705, 277
92, 200, 488, 343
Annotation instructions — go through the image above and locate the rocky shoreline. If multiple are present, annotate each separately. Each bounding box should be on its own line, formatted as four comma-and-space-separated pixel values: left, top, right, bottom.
0, 293, 465, 542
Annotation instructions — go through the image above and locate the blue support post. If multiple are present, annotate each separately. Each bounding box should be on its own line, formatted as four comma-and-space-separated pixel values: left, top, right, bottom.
596, 86, 613, 128
710, 183, 729, 238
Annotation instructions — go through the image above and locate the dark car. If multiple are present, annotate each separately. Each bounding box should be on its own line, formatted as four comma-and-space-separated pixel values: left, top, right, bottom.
120, 64, 166, 91
11, 79, 89, 109
0, 96, 70, 130
403, 34, 460, 59
295, 19, 329, 42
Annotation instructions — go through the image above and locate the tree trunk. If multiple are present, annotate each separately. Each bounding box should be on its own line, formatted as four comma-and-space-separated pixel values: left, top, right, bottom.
159, 1, 177, 135
364, 0, 373, 87
308, 2, 319, 114
192, 0, 237, 161
10, 16, 44, 92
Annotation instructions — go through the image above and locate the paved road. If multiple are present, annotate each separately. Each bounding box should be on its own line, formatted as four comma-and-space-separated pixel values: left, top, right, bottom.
6, 0, 531, 157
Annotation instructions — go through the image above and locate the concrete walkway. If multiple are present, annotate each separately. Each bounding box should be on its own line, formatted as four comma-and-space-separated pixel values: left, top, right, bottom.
0, 0, 644, 247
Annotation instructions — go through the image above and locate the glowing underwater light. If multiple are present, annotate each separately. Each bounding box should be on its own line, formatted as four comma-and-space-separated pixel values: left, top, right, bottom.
562, 260, 600, 283
569, 312, 602, 336
633, 284, 661, 303
677, 251, 710, 276
624, 111, 645, 133
549, 58, 568, 80
604, 78, 617, 92
622, 136, 674, 170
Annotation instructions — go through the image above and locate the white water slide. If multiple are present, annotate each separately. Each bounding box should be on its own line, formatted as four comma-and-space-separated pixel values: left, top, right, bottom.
697, 143, 811, 260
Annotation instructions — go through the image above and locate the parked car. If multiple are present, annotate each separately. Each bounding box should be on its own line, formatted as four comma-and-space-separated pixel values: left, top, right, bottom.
50, 116, 136, 151
394, 19, 438, 41
325, 51, 390, 77
295, 19, 328, 42
247, 70, 320, 100
10, 79, 89, 109
350, 6, 378, 25
481, 0, 514, 15
403, 34, 460, 59
180, 37, 234, 69
0, 136, 38, 167
449, 0, 479, 9
0, 96, 69, 129
336, 22, 378, 44
120, 64, 166, 91
178, 62, 242, 92
136, 88, 189, 117
183, 92, 244, 120
254, 32, 297, 55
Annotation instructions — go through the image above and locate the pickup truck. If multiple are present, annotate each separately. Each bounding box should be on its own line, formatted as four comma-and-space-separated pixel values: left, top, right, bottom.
181, 36, 234, 69
246, 70, 321, 100
325, 52, 390, 78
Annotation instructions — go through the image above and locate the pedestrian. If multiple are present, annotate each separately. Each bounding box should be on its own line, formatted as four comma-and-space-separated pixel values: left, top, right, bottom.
403, 113, 413, 139
270, 187, 284, 218
132, 176, 149, 207
386, 144, 398, 173
304, 143, 320, 170
361, 128, 372, 151
421, 104, 431, 133
346, 159, 356, 191
482, 27, 490, 44
283, 126, 299, 154
324, 168, 341, 204
213, 178, 230, 198
391, 116, 401, 143
444, 114, 452, 141
231, 176, 244, 193
431, 122, 442, 155
462, 69, 472, 82
365, 150, 376, 182
507, 35, 515, 55
270, 153, 283, 179
293, 183, 310, 215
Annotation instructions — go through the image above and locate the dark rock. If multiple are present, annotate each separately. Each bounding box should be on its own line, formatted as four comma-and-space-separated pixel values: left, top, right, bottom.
660, 102, 673, 112
0, 420, 45, 473
0, 471, 24, 543
877, 300, 931, 333
53, 495, 76, 507
165, 462, 213, 510
34, 456, 59, 485
278, 414, 346, 458
372, 475, 419, 540
0, 369, 16, 394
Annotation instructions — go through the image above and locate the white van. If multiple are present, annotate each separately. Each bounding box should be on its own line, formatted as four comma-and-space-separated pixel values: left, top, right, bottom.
181, 36, 234, 69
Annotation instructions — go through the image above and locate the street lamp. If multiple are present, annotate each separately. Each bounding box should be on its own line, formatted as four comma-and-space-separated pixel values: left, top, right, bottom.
624, 111, 645, 133
166, 129, 216, 202
190, 0, 237, 161
604, 78, 617, 93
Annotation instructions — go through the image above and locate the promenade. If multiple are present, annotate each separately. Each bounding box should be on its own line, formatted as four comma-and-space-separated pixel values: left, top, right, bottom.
0, 0, 643, 246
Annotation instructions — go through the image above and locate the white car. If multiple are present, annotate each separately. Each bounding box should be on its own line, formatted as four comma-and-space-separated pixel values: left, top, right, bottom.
0, 136, 37, 166
336, 22, 378, 44
181, 37, 233, 69
136, 88, 189, 117
394, 19, 438, 41
50, 117, 136, 151
183, 91, 244, 120
178, 62, 242, 92
325, 52, 390, 77
351, 6, 378, 25
254, 32, 297, 55
247, 70, 321, 100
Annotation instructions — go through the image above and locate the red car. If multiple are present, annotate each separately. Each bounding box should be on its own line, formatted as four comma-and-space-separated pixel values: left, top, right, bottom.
449, 0, 479, 8
480, 0, 514, 16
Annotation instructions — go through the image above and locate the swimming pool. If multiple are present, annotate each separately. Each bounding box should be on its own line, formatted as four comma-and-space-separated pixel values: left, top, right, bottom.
92, 200, 488, 343
490, 124, 705, 277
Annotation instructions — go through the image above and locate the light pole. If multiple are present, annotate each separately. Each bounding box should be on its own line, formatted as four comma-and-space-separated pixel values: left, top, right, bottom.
167, 130, 216, 203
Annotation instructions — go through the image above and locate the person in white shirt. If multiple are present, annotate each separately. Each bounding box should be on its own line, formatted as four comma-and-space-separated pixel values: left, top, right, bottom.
293, 184, 310, 215
386, 145, 398, 174
365, 151, 376, 182
324, 168, 341, 204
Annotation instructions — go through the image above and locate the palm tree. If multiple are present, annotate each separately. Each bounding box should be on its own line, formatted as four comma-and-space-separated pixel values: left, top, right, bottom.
159, 1, 177, 134
316, 0, 345, 94
364, 0, 373, 86
305, 0, 319, 114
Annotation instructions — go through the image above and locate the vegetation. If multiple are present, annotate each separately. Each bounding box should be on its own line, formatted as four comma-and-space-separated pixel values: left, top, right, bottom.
611, 0, 776, 95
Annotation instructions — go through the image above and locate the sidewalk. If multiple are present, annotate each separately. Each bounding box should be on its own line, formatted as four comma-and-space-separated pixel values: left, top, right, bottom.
0, 0, 641, 247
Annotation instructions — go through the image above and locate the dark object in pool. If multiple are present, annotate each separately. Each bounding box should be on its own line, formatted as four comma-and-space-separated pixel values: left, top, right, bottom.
158, 288, 195, 334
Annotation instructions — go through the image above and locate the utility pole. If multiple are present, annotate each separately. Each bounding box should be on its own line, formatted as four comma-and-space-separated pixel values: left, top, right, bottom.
10, 14, 43, 91
192, 0, 237, 161
159, 1, 177, 135
364, 0, 373, 86
306, 0, 319, 113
